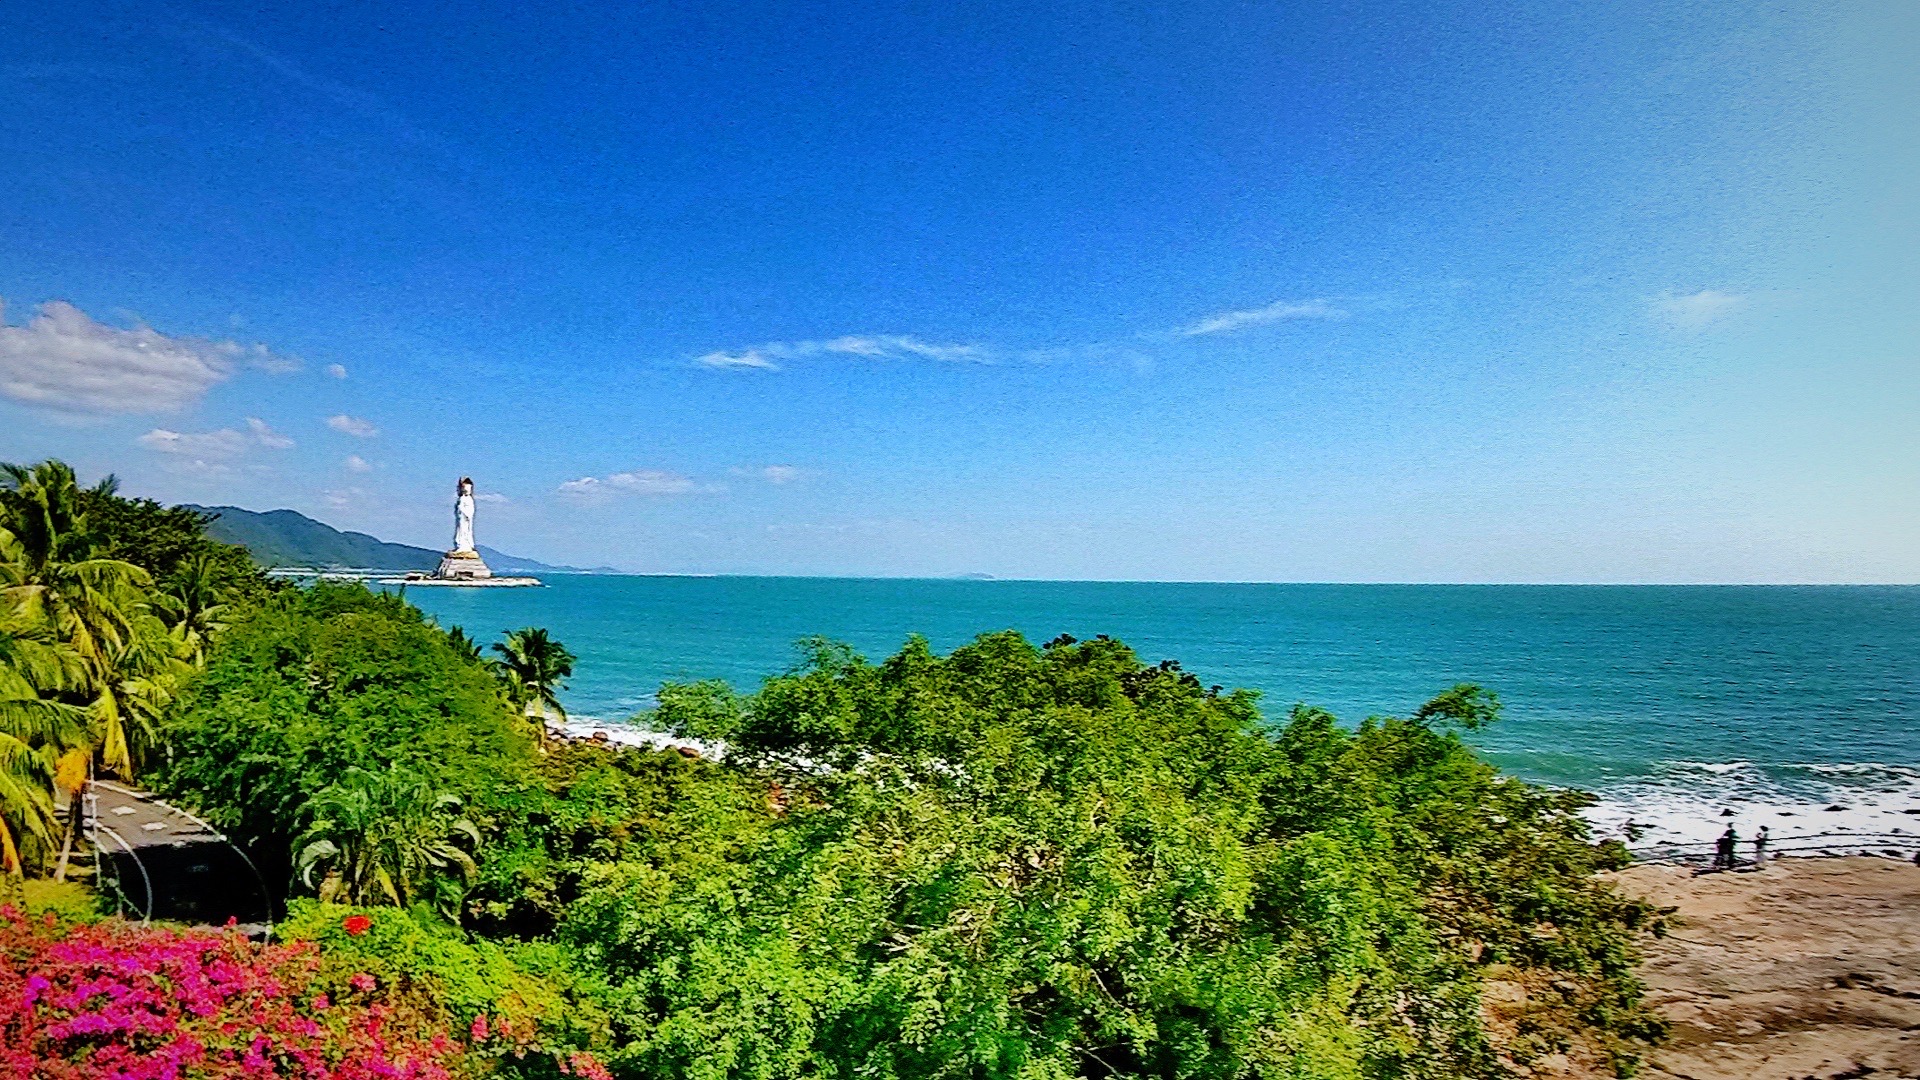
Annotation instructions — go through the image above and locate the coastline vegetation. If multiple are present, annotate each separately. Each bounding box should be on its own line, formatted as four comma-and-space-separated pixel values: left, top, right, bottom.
1, 459, 1668, 1079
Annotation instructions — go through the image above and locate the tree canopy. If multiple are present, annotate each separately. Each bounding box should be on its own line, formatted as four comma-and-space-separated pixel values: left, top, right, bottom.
158, 582, 536, 883
543, 632, 1663, 1080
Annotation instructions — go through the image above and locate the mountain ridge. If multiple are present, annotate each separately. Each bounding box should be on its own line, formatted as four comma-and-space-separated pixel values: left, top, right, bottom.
183, 504, 614, 574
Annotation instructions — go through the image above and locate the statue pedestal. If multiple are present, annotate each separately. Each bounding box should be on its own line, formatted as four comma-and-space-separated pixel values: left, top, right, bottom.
434, 549, 492, 580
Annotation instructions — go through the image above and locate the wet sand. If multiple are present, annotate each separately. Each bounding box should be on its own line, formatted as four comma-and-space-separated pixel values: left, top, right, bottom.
1605, 857, 1920, 1080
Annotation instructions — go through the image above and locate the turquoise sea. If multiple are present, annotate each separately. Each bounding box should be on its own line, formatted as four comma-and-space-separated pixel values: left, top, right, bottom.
399, 578, 1920, 850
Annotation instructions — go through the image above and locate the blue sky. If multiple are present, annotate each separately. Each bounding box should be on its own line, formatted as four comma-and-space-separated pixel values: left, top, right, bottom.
2, 0, 1915, 581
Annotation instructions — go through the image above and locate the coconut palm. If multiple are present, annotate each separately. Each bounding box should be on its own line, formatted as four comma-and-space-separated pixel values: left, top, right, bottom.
1, 461, 177, 777
0, 464, 151, 670
0, 616, 88, 877
490, 627, 575, 736
445, 625, 484, 663
295, 764, 481, 916
154, 551, 234, 663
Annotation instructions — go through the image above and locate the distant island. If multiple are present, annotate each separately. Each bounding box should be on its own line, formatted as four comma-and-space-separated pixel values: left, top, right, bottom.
183, 504, 619, 574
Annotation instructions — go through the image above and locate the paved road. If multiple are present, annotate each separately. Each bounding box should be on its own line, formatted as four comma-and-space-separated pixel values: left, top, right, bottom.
87, 781, 273, 932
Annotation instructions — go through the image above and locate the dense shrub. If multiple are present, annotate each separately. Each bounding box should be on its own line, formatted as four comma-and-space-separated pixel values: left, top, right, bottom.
467, 740, 767, 939
553, 632, 1665, 1080
281, 902, 611, 1072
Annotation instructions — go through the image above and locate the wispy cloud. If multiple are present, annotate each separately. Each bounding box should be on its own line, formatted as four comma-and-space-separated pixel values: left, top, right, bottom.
138, 428, 249, 459
0, 299, 299, 413
325, 363, 348, 379
733, 464, 806, 484
138, 417, 293, 462
343, 454, 373, 473
183, 15, 452, 157
247, 417, 294, 449
475, 492, 510, 504
696, 335, 985, 372
1180, 298, 1344, 337
558, 470, 700, 499
326, 413, 379, 438
1654, 289, 1744, 328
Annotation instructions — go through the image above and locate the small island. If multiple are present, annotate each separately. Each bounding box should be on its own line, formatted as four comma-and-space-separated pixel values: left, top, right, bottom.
385, 476, 540, 587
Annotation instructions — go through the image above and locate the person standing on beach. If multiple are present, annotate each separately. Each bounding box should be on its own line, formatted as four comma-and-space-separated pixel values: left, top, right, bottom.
1715, 826, 1738, 869
1753, 825, 1769, 867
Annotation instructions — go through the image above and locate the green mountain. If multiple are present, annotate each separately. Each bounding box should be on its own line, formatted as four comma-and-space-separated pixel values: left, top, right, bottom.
185, 505, 607, 573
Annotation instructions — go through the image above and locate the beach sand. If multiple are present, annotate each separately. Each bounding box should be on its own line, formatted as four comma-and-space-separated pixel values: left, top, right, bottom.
1594, 856, 1920, 1080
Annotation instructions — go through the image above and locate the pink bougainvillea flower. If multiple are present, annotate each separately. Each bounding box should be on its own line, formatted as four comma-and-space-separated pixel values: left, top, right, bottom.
470, 1013, 489, 1041
0, 910, 465, 1079
350, 972, 377, 993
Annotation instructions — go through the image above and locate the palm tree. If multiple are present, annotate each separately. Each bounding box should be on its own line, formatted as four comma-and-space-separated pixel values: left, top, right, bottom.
154, 551, 234, 664
295, 764, 481, 916
490, 628, 575, 737
445, 625, 484, 663
0, 461, 177, 778
0, 616, 88, 877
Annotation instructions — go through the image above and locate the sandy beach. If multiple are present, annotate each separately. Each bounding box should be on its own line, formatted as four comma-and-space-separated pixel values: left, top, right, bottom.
1593, 857, 1920, 1080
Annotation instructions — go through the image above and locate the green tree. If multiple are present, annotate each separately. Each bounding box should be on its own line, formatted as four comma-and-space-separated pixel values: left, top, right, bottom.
0, 618, 88, 876
76, 489, 277, 609
446, 625, 485, 663
159, 582, 537, 892
492, 627, 576, 737
295, 764, 482, 916
558, 633, 1663, 1080
0, 461, 182, 779
152, 551, 237, 664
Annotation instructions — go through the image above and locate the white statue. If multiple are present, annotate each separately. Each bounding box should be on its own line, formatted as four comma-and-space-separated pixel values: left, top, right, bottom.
452, 477, 477, 554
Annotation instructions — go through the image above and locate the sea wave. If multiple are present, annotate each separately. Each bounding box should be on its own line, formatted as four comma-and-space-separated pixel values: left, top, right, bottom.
1582, 758, 1920, 854
551, 715, 723, 757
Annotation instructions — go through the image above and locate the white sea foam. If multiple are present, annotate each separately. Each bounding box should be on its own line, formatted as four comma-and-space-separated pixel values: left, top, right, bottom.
1582, 759, 1920, 857
551, 715, 726, 759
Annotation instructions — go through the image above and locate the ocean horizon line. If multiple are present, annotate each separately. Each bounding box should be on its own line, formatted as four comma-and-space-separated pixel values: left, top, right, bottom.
422, 571, 1920, 588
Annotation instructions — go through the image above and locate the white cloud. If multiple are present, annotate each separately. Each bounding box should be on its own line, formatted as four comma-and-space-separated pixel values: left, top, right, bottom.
475, 491, 509, 504
696, 349, 782, 370
1180, 298, 1344, 337
696, 335, 985, 372
325, 363, 348, 379
247, 417, 294, 449
326, 413, 379, 437
558, 470, 698, 498
733, 464, 804, 484
1654, 289, 1744, 328
139, 417, 294, 460
247, 351, 303, 375
138, 428, 250, 459
343, 454, 373, 473
0, 299, 297, 413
